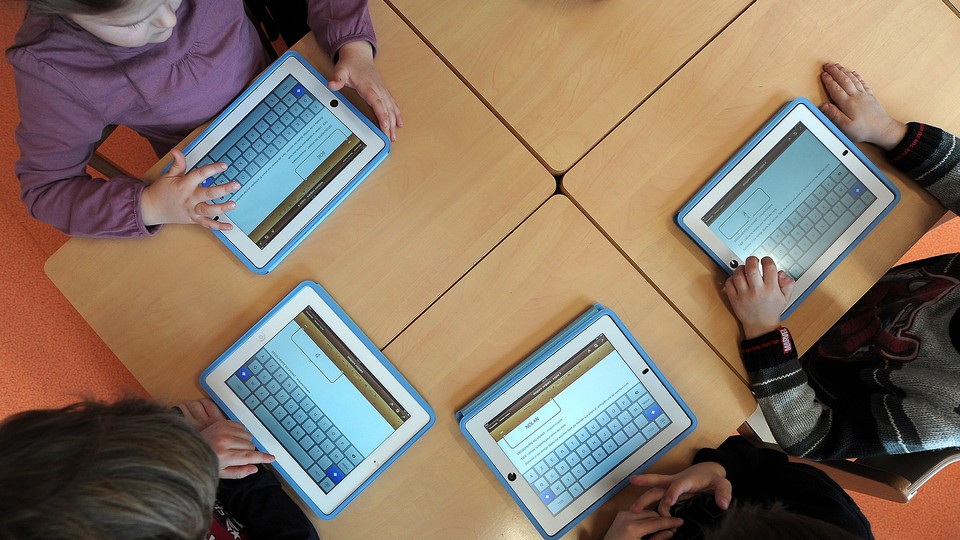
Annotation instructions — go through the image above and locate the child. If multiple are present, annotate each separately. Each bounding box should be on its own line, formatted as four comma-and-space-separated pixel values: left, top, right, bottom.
0, 397, 318, 539
9, 0, 402, 238
602, 436, 872, 540
725, 63, 960, 460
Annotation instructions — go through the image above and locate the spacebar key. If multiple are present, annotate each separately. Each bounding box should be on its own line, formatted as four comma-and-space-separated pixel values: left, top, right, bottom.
253, 405, 314, 469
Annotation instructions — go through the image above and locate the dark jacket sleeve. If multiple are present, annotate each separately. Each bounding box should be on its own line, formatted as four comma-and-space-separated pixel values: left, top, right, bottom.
217, 466, 319, 540
740, 328, 886, 460
887, 122, 960, 214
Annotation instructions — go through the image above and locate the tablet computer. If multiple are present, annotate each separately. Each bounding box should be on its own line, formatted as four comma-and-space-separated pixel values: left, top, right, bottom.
182, 51, 389, 274
677, 98, 899, 317
201, 281, 433, 519
459, 306, 695, 539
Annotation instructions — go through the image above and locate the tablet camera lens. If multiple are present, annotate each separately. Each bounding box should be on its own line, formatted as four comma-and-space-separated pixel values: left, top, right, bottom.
330, 99, 339, 108
729, 260, 739, 269
507, 472, 517, 481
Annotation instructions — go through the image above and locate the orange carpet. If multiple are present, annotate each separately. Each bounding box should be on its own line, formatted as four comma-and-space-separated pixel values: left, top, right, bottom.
1, 3, 958, 538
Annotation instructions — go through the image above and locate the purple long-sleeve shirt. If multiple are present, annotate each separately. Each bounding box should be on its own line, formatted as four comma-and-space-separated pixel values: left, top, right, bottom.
9, 0, 376, 237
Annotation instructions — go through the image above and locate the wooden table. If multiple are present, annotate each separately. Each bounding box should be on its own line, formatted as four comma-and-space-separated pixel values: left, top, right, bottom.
563, 0, 960, 380
387, 0, 752, 174
44, 0, 554, 401
303, 196, 751, 538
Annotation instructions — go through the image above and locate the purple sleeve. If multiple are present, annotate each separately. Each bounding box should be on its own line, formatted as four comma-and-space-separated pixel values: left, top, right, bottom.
306, 0, 378, 58
11, 50, 158, 238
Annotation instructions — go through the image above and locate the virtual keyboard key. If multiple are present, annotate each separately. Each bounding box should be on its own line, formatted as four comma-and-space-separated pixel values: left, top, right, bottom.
561, 472, 577, 487
623, 422, 639, 438
318, 417, 333, 432
592, 447, 607, 462
586, 436, 601, 451
254, 387, 270, 401
575, 428, 590, 443
656, 415, 671, 428
283, 400, 298, 415
308, 408, 323, 422
545, 469, 560, 484
555, 445, 570, 459
545, 453, 559, 467
243, 394, 259, 409
293, 409, 308, 424
608, 418, 622, 433
534, 478, 549, 491
227, 377, 251, 399
613, 431, 628, 446
524, 470, 539, 484
534, 461, 548, 475
346, 447, 363, 467
641, 423, 661, 439
263, 396, 279, 411
602, 439, 618, 454
329, 449, 344, 465
290, 426, 306, 442
555, 461, 569, 476
550, 481, 564, 496
572, 464, 586, 479
616, 395, 631, 410
335, 436, 350, 452
565, 453, 579, 468
605, 403, 621, 418
597, 427, 612, 442
320, 439, 335, 454
569, 482, 584, 498
308, 445, 324, 461
339, 458, 354, 475
325, 464, 345, 485
327, 427, 342, 441
596, 412, 611, 425
539, 487, 556, 505
582, 456, 597, 471
319, 477, 335, 493
307, 464, 325, 482
281, 416, 296, 431
318, 455, 333, 471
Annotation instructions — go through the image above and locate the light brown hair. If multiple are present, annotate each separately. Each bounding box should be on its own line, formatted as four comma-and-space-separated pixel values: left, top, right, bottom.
0, 398, 219, 540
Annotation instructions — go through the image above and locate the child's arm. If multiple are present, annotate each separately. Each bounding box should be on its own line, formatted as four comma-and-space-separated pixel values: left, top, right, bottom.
11, 56, 239, 237
306, 0, 403, 141
725, 257, 917, 460
819, 63, 959, 214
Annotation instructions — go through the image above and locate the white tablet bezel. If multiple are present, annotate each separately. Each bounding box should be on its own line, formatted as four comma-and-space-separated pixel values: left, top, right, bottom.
680, 103, 896, 312
203, 286, 430, 514
462, 314, 693, 536
184, 54, 385, 269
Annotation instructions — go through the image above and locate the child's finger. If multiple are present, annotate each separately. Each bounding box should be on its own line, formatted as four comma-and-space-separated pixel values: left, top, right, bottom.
760, 256, 779, 286
195, 215, 234, 231
818, 103, 852, 133
778, 270, 796, 298
183, 399, 208, 420
825, 63, 858, 95
743, 256, 763, 289
190, 161, 229, 185
629, 487, 666, 513
220, 464, 260, 479
711, 478, 733, 510
199, 398, 226, 420
167, 148, 187, 177
221, 449, 275, 469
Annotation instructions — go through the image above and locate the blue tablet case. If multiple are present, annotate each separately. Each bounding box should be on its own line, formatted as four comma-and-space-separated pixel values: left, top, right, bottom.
457, 305, 696, 539
180, 51, 390, 274
676, 98, 899, 318
200, 281, 434, 519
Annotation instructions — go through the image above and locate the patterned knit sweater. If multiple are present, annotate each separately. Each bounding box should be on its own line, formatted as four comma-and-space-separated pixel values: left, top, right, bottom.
744, 123, 960, 460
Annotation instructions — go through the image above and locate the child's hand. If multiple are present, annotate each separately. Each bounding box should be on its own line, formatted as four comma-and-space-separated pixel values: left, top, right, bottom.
175, 398, 275, 479
602, 510, 683, 540
818, 63, 907, 151
628, 462, 731, 518
329, 41, 403, 142
140, 149, 240, 229
724, 256, 795, 339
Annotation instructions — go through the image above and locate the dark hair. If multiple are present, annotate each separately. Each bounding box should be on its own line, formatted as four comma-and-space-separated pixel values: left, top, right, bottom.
0, 398, 220, 540
704, 501, 863, 540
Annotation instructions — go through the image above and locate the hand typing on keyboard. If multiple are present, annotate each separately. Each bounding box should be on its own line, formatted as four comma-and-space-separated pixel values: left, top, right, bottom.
175, 398, 275, 479
724, 256, 795, 340
141, 149, 240, 230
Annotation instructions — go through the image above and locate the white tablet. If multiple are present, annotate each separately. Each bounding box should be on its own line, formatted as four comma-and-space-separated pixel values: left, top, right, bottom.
460, 309, 695, 538
201, 281, 433, 519
677, 98, 899, 317
182, 51, 389, 273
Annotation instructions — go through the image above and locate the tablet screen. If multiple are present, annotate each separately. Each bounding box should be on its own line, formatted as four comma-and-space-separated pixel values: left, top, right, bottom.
196, 74, 367, 248
699, 122, 876, 278
484, 333, 672, 515
224, 305, 408, 493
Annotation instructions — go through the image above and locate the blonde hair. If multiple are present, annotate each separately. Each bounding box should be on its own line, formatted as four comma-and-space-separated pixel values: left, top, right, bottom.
0, 398, 219, 540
